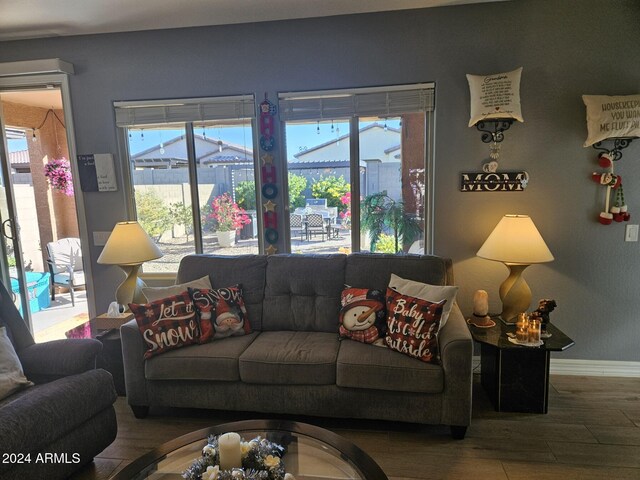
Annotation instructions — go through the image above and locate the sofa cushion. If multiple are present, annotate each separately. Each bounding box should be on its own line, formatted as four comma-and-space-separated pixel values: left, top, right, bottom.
145, 332, 259, 381
177, 255, 267, 330
336, 340, 444, 393
129, 291, 200, 359
262, 255, 346, 332
338, 287, 387, 344
345, 253, 452, 292
239, 331, 339, 385
0, 327, 32, 401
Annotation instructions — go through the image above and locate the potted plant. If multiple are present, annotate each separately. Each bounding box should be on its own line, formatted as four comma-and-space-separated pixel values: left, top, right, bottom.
208, 193, 250, 247
360, 192, 421, 253
44, 157, 74, 196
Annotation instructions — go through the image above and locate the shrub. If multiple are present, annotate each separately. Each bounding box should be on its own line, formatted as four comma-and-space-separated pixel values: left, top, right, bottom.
135, 190, 172, 241
311, 175, 349, 213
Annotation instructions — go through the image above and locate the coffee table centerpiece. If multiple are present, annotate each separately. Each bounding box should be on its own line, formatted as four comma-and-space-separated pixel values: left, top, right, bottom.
183, 432, 295, 480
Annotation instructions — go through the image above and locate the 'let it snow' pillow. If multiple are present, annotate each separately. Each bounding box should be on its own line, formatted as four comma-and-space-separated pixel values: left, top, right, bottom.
339, 287, 387, 344
129, 291, 200, 359
467, 67, 524, 127
385, 288, 446, 364
189, 285, 251, 341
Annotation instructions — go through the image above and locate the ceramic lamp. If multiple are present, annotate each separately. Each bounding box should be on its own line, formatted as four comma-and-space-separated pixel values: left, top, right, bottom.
477, 214, 553, 324
97, 221, 163, 308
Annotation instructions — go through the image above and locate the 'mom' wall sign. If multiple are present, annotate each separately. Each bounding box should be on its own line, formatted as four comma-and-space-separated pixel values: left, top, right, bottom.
460, 171, 529, 192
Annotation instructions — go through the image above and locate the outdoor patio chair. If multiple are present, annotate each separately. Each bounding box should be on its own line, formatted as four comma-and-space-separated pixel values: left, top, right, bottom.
45, 237, 85, 307
290, 213, 305, 241
305, 213, 326, 241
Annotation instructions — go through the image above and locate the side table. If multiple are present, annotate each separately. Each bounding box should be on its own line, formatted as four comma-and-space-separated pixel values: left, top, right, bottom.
90, 313, 133, 396
469, 321, 574, 413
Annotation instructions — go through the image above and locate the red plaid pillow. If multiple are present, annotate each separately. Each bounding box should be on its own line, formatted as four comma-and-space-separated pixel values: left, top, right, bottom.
385, 288, 446, 364
129, 291, 200, 359
338, 287, 387, 344
189, 285, 251, 341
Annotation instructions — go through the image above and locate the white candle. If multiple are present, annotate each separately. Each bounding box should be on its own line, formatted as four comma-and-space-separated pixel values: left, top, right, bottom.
218, 432, 242, 470
473, 290, 489, 316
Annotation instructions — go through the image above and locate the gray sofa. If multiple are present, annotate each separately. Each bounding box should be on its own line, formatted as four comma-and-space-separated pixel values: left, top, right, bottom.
121, 253, 473, 438
0, 281, 118, 480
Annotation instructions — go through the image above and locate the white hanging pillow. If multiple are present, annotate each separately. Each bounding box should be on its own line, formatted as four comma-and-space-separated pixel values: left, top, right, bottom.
582, 94, 640, 147
467, 67, 524, 127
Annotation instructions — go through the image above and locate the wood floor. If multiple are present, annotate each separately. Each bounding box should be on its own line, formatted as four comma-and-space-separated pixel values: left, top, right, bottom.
70, 374, 640, 480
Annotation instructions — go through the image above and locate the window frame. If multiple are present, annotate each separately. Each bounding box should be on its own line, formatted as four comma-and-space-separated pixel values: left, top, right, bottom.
279, 83, 436, 254
115, 95, 263, 273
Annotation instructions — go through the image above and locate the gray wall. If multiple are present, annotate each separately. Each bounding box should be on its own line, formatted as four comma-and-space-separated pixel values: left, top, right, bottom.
1, 0, 638, 361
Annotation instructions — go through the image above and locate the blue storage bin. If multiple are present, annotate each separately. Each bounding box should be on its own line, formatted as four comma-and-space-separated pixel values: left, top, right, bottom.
11, 271, 51, 315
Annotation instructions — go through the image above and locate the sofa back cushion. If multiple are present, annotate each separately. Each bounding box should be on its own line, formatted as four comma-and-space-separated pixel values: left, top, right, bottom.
176, 255, 267, 330
262, 254, 346, 332
345, 253, 453, 291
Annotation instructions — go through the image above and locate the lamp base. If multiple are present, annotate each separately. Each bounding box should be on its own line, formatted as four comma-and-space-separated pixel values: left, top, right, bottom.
115, 264, 148, 310
499, 263, 532, 324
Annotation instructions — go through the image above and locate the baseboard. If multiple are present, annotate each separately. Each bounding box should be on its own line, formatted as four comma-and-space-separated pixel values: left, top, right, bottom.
472, 356, 640, 377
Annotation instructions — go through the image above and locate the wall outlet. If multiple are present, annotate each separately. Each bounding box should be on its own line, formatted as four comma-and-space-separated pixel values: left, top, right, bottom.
93, 231, 111, 246
625, 224, 639, 242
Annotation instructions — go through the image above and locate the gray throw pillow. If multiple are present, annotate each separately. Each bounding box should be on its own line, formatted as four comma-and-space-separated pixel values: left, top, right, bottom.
0, 326, 33, 401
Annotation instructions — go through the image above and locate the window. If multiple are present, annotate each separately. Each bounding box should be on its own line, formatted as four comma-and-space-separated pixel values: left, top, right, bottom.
279, 84, 435, 254
115, 96, 259, 272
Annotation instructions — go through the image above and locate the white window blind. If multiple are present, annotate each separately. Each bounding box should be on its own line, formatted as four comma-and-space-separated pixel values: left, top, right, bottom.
114, 95, 255, 127
278, 84, 435, 121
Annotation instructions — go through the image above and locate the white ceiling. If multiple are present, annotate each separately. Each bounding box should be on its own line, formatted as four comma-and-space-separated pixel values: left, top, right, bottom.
0, 0, 502, 42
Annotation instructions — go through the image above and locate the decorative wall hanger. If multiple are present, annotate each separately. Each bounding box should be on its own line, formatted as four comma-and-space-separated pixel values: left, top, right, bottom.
464, 68, 527, 191
583, 94, 640, 225
259, 95, 279, 254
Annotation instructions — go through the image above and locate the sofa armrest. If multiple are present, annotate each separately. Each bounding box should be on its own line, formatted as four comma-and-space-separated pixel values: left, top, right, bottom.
437, 303, 473, 427
18, 338, 102, 383
120, 319, 149, 406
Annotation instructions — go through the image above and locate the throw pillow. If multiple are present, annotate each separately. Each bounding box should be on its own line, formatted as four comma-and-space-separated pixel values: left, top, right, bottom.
0, 326, 33, 401
189, 285, 251, 341
385, 288, 446, 364
583, 94, 640, 147
466, 67, 524, 127
142, 275, 212, 302
338, 287, 387, 344
388, 273, 458, 328
129, 291, 200, 359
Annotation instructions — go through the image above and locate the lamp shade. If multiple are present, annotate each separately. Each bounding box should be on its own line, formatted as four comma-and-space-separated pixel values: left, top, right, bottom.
97, 221, 163, 266
477, 214, 554, 265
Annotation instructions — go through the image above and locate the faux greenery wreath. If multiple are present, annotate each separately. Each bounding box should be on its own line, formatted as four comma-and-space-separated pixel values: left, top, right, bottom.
182, 434, 295, 480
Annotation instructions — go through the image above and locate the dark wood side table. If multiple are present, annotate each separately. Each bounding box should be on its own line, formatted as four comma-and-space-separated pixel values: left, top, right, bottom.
90, 313, 133, 396
469, 321, 574, 413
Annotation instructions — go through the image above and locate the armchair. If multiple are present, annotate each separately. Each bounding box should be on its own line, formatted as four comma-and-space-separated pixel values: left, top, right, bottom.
45, 237, 85, 306
0, 280, 117, 480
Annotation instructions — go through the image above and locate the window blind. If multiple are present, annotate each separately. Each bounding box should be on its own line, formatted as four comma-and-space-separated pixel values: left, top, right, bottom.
278, 84, 435, 122
114, 95, 255, 127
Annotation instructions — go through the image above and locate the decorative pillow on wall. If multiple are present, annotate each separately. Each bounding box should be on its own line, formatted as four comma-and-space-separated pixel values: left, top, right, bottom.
129, 291, 200, 359
467, 67, 524, 127
583, 94, 640, 147
385, 288, 446, 364
142, 275, 212, 302
0, 326, 33, 401
339, 287, 387, 344
189, 285, 251, 341
388, 273, 458, 328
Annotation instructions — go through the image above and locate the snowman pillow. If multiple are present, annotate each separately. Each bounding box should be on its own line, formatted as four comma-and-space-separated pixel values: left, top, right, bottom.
338, 287, 387, 345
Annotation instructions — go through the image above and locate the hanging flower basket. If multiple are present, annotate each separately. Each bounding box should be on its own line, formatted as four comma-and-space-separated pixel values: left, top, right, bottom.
44, 157, 74, 196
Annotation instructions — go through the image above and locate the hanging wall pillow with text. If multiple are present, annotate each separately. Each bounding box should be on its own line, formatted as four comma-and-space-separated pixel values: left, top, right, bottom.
583, 94, 640, 147
467, 67, 524, 127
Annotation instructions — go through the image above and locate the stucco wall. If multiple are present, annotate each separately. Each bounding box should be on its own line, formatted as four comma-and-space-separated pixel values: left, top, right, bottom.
0, 0, 638, 361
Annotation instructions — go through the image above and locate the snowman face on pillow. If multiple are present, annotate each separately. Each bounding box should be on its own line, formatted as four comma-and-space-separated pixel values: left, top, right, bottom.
342, 303, 378, 331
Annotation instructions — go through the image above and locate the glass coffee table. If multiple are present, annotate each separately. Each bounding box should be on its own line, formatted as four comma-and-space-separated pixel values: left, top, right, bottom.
110, 419, 388, 480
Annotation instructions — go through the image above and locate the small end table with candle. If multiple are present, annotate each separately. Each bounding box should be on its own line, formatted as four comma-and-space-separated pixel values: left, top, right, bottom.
469, 319, 574, 413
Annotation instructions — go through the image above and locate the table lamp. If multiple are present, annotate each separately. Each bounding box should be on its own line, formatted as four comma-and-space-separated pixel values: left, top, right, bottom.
476, 214, 554, 324
97, 221, 163, 308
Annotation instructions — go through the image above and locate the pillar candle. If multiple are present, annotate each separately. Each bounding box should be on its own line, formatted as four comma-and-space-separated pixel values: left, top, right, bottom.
218, 432, 242, 470
473, 290, 489, 316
